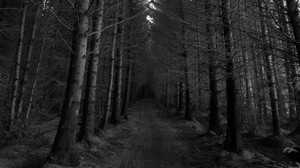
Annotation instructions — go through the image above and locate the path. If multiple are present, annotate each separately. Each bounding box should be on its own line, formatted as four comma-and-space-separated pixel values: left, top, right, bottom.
120, 100, 183, 168
117, 100, 272, 168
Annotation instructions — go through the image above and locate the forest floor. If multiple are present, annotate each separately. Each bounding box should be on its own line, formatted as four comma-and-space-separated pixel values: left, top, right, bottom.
0, 100, 296, 168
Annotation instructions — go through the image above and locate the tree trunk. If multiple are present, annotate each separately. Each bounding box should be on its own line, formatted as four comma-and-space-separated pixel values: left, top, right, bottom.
208, 55, 221, 134
25, 32, 46, 127
9, 1, 28, 131
196, 22, 202, 111
286, 0, 300, 64
206, 0, 221, 135
121, 0, 134, 119
165, 69, 169, 108
46, 0, 90, 166
250, 42, 261, 130
177, 82, 183, 113
129, 64, 136, 105
222, 0, 242, 153
178, 0, 191, 121
111, 2, 126, 125
79, 0, 104, 142
175, 83, 180, 109
272, 55, 285, 120
264, 55, 281, 136
16, 3, 40, 123
277, 0, 296, 120
258, 0, 281, 137
111, 46, 122, 125
101, 3, 119, 129
285, 0, 300, 134
184, 54, 191, 121
121, 53, 132, 119
130, 78, 136, 104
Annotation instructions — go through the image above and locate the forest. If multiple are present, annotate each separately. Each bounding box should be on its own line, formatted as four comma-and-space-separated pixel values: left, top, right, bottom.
1, 0, 300, 167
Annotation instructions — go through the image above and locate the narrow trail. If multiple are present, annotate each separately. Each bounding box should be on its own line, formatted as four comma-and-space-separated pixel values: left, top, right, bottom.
120, 101, 183, 168
115, 100, 271, 168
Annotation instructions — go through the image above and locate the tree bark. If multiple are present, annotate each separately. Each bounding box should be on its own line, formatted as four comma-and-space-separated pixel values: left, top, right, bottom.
177, 82, 184, 113
25, 32, 46, 127
16, 3, 40, 123
111, 2, 126, 125
178, 0, 191, 121
258, 0, 281, 137
165, 69, 170, 108
46, 0, 90, 166
121, 0, 134, 119
101, 3, 119, 129
285, 0, 300, 134
175, 83, 180, 109
206, 0, 221, 135
286, 0, 300, 64
121, 53, 132, 119
129, 64, 136, 105
79, 0, 104, 142
250, 42, 262, 130
111, 46, 122, 124
222, 0, 242, 153
9, 1, 28, 131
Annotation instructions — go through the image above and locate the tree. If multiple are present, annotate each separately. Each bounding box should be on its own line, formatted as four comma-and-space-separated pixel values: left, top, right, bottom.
101, 1, 119, 129
79, 0, 105, 143
285, 0, 300, 135
177, 82, 184, 113
112, 0, 126, 125
178, 0, 192, 121
9, 0, 28, 131
46, 0, 90, 165
206, 0, 222, 135
121, 0, 135, 119
286, 0, 300, 64
258, 0, 281, 137
222, 0, 242, 153
25, 31, 46, 127
16, 2, 41, 123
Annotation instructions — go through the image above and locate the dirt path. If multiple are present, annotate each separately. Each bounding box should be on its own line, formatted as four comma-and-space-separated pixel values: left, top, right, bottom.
117, 101, 274, 168
120, 101, 183, 168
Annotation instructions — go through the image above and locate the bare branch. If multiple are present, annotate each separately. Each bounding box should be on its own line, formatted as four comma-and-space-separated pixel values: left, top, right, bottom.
47, 9, 73, 31
64, 0, 75, 9
89, 11, 144, 36
49, 24, 73, 53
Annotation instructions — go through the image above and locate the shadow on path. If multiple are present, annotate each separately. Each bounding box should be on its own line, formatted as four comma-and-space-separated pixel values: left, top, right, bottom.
120, 100, 182, 168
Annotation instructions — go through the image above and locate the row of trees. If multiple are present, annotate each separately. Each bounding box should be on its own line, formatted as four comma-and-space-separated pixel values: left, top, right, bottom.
2, 0, 300, 166
0, 0, 153, 166
149, 0, 300, 153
